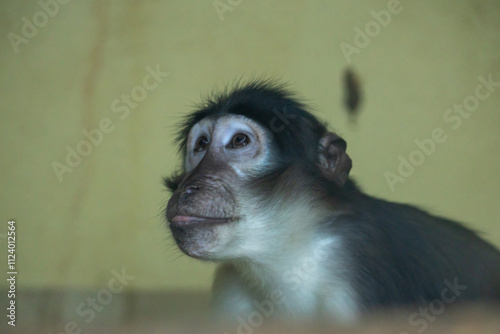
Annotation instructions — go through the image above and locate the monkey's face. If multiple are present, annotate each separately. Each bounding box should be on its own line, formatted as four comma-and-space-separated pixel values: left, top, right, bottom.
166, 114, 274, 260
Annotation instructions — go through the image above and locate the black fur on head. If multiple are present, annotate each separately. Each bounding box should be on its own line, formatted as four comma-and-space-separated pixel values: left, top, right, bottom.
178, 79, 327, 159
163, 79, 352, 194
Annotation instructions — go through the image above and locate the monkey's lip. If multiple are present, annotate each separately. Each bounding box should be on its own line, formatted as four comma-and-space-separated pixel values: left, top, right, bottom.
170, 215, 236, 226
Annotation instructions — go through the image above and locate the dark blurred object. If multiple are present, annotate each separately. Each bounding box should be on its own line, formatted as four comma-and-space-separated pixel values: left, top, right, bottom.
343, 68, 362, 123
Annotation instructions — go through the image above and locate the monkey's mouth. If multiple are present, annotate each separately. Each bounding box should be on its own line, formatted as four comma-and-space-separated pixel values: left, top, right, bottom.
168, 215, 238, 259
170, 215, 236, 226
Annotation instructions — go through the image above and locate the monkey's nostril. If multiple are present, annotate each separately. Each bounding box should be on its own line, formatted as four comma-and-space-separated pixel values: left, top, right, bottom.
181, 185, 200, 200
185, 185, 200, 194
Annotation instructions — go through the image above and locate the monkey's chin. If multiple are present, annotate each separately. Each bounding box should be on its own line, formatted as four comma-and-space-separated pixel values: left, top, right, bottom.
169, 215, 236, 260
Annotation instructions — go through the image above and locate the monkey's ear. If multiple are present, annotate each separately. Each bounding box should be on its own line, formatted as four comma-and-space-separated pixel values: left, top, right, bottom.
317, 132, 352, 187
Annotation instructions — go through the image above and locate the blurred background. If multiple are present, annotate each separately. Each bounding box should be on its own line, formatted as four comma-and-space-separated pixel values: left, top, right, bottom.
1, 0, 499, 333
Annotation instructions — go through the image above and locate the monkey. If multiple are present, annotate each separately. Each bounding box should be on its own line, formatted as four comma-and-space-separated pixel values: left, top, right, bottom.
164, 80, 500, 323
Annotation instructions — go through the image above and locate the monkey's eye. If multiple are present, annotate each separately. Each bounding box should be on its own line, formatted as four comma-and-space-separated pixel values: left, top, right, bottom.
194, 136, 210, 152
228, 133, 250, 149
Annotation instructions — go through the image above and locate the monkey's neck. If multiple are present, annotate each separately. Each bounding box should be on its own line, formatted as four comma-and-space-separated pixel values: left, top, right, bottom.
229, 232, 356, 317
231, 234, 348, 313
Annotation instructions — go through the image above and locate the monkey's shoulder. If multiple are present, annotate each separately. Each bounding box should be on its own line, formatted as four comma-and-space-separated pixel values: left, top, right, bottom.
332, 193, 500, 304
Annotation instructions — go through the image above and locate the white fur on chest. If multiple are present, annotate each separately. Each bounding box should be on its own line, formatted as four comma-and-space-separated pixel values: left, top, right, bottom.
213, 236, 360, 323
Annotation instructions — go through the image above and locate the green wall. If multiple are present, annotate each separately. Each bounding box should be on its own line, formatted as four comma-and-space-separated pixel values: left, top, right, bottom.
1, 0, 499, 292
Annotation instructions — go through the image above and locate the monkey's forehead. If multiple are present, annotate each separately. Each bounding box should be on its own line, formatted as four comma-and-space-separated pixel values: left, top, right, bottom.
188, 114, 267, 135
